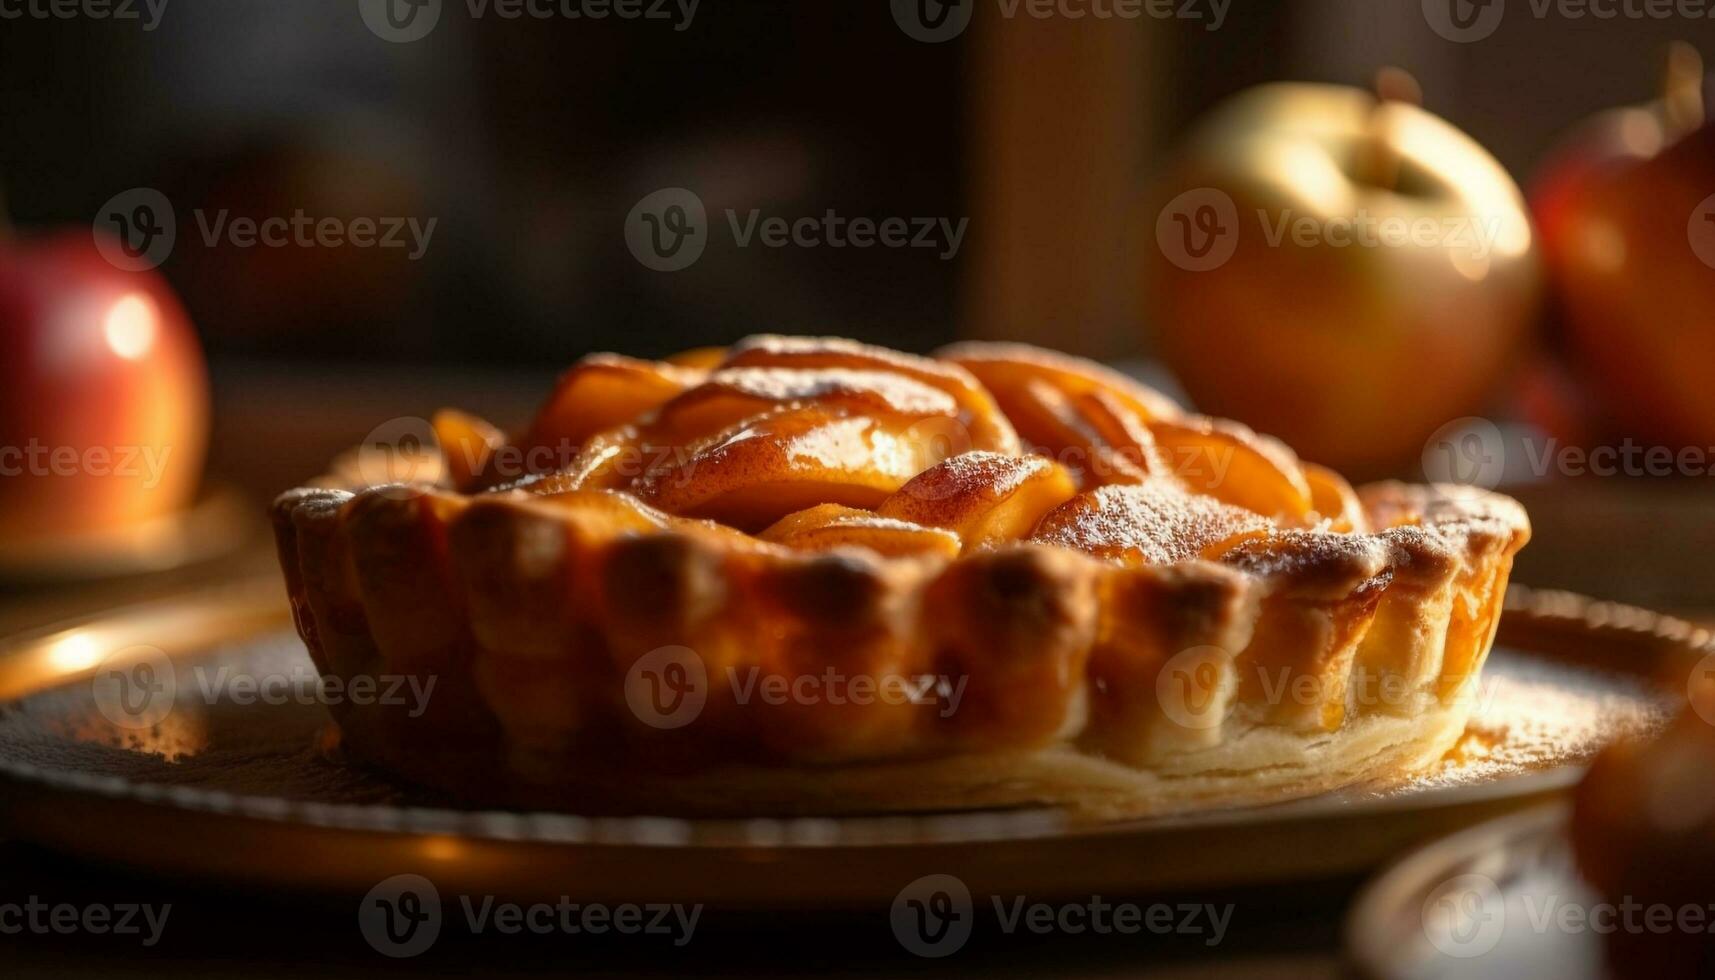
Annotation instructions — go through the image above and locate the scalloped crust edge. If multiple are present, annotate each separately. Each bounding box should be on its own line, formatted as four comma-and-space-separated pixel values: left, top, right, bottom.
270, 479, 1527, 818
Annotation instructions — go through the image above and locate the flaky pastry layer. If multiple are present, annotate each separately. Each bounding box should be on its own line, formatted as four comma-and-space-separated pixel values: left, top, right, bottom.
271, 479, 1527, 816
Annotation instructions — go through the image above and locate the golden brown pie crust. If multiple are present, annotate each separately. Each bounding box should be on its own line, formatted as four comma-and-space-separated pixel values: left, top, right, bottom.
270, 338, 1529, 817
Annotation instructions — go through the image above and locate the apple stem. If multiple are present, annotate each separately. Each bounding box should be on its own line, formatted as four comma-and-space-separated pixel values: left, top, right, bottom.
1364, 67, 1423, 193
1663, 42, 1705, 136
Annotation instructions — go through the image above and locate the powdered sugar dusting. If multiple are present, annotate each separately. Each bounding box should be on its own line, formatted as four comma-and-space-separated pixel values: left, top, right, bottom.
1032, 480, 1270, 564
1361, 649, 1673, 799
705, 367, 958, 418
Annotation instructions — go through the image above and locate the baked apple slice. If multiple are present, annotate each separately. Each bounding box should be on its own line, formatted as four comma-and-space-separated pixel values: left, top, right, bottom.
432, 409, 508, 492
525, 486, 673, 536
1302, 461, 1367, 533
663, 346, 727, 370
632, 406, 961, 530
527, 354, 705, 451
877, 451, 1078, 550
647, 366, 960, 446
547, 424, 655, 492
991, 379, 1150, 486
760, 504, 961, 558
1032, 480, 1271, 564
938, 340, 1182, 425
1149, 417, 1314, 523
1073, 388, 1165, 469
721, 335, 1021, 454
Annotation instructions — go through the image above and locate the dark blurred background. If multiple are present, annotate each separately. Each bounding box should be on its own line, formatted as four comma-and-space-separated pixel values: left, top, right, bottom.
2, 1, 1713, 613
4, 9, 1715, 979
3, 0, 1703, 364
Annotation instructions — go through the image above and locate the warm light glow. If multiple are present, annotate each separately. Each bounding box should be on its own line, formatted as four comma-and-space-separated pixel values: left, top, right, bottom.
1393, 111, 1534, 259
420, 836, 466, 861
45, 631, 105, 672
1616, 112, 1664, 157
1577, 219, 1627, 273
1449, 248, 1492, 283
103, 293, 159, 361
1266, 141, 1353, 214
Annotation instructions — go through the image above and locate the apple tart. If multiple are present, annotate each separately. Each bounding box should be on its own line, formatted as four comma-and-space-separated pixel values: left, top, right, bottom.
271, 336, 1529, 817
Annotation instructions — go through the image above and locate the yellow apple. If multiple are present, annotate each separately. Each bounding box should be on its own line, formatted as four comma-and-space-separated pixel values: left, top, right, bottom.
1145, 80, 1541, 476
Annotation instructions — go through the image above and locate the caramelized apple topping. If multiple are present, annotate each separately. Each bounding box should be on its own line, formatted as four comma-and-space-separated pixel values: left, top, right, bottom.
277, 335, 1532, 794
878, 452, 1078, 551
761, 503, 962, 558
724, 335, 1021, 454
527, 353, 705, 452
1032, 480, 1272, 564
433, 409, 508, 493
421, 336, 1368, 562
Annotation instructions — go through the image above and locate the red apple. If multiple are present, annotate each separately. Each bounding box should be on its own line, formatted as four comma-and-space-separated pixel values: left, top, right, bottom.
0, 226, 209, 544
1506, 355, 1597, 453
1531, 43, 1715, 450
1145, 75, 1541, 478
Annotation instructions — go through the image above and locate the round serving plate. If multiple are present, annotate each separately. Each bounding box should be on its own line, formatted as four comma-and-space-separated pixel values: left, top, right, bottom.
0, 581, 1698, 909
1345, 803, 1601, 980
